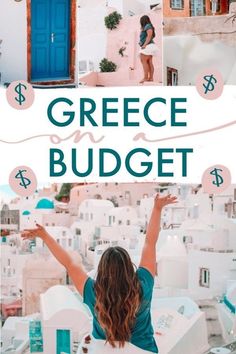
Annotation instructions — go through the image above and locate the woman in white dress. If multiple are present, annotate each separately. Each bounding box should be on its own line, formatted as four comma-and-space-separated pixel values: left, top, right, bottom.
139, 16, 158, 84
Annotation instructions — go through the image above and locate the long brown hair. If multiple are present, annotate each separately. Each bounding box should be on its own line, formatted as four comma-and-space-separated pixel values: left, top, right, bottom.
94, 247, 142, 348
140, 15, 156, 39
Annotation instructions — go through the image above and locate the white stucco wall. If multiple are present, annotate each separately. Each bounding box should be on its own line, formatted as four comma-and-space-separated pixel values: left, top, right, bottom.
78, 2, 107, 72
109, 0, 144, 16
108, 0, 162, 16
164, 35, 236, 85
0, 0, 27, 84
188, 250, 236, 299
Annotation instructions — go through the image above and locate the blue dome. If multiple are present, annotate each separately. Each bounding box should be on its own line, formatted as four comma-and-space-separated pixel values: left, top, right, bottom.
36, 199, 54, 210
22, 210, 31, 216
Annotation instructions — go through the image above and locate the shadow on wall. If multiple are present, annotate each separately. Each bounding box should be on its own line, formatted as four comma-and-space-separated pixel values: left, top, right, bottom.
80, 8, 163, 87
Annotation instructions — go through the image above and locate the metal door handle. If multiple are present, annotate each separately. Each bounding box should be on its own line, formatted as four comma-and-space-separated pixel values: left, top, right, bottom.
51, 33, 55, 43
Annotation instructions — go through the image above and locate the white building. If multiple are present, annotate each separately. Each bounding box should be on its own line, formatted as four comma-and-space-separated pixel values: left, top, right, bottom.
108, 0, 162, 17
164, 35, 236, 85
40, 285, 91, 354
1, 243, 34, 296
217, 282, 236, 343
36, 226, 75, 251
22, 256, 66, 315
79, 199, 114, 224
69, 183, 158, 211
151, 297, 209, 354
1, 314, 39, 354
188, 249, 236, 300
107, 206, 138, 226
157, 236, 188, 289
79, 0, 108, 72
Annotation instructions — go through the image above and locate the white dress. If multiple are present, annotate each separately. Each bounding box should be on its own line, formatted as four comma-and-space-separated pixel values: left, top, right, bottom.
139, 43, 158, 56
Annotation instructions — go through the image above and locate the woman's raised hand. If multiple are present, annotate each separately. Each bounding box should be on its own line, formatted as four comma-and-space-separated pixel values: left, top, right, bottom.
21, 223, 47, 240
154, 194, 178, 210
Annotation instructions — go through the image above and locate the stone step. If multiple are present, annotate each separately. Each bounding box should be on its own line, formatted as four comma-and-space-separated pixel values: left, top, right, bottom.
207, 321, 223, 337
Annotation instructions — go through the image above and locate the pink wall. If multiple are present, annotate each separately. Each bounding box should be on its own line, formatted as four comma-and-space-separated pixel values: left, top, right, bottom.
81, 9, 163, 87
105, 10, 163, 85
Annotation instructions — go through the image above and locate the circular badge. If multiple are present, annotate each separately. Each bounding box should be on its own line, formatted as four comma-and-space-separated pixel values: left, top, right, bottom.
9, 166, 37, 197
196, 68, 224, 100
202, 164, 231, 194
6, 80, 35, 110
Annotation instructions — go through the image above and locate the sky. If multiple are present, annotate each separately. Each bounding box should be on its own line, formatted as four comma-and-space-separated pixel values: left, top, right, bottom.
0, 185, 17, 203
0, 183, 51, 204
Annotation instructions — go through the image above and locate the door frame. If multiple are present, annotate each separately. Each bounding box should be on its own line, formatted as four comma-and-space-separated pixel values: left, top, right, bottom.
27, 0, 76, 85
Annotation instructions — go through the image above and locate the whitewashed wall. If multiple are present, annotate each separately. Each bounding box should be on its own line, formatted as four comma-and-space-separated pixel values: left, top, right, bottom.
164, 35, 236, 85
78, 2, 107, 72
0, 0, 27, 84
188, 250, 236, 299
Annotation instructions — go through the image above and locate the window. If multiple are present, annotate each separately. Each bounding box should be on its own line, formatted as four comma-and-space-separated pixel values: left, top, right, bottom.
211, 0, 220, 13
90, 213, 93, 220
109, 216, 112, 226
199, 268, 210, 288
190, 0, 206, 16
62, 231, 66, 237
183, 236, 193, 244
167, 67, 178, 86
127, 220, 130, 226
8, 258, 10, 266
80, 213, 83, 220
136, 200, 141, 206
118, 220, 122, 225
170, 0, 184, 10
76, 228, 81, 235
66, 272, 70, 285
68, 239, 72, 247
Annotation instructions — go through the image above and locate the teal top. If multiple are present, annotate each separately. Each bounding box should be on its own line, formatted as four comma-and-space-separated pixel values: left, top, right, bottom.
83, 267, 158, 353
139, 24, 155, 47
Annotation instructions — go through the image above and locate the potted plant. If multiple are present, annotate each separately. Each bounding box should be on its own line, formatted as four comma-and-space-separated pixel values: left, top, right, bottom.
99, 58, 117, 72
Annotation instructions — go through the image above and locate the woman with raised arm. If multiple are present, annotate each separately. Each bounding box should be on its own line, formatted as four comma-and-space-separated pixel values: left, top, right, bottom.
21, 194, 177, 353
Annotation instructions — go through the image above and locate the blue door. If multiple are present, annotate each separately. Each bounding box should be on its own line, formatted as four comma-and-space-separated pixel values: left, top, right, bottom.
31, 0, 70, 81
56, 329, 71, 354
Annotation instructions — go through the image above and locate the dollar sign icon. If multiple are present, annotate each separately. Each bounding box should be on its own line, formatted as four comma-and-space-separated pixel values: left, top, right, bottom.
210, 168, 224, 187
203, 75, 217, 94
10, 165, 37, 197
15, 169, 31, 189
14, 83, 27, 106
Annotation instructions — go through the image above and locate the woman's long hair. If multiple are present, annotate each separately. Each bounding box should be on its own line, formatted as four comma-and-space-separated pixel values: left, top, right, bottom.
94, 247, 142, 348
140, 15, 156, 39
